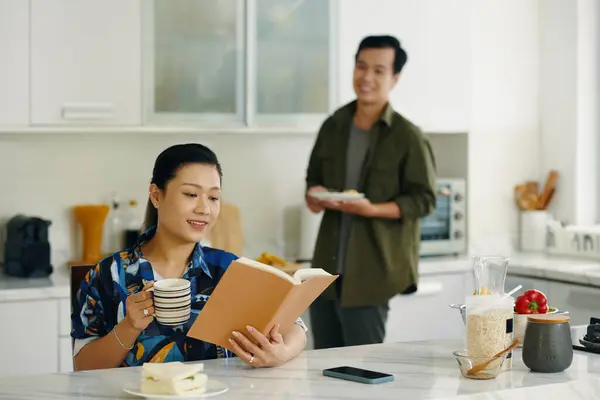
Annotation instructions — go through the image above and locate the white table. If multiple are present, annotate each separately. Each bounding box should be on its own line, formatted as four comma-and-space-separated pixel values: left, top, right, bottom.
0, 330, 599, 400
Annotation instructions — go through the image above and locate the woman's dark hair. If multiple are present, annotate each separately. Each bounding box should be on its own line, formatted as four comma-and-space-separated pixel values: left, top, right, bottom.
355, 35, 408, 74
141, 143, 223, 232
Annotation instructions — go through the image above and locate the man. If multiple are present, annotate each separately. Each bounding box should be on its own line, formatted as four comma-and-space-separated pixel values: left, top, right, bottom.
305, 35, 437, 349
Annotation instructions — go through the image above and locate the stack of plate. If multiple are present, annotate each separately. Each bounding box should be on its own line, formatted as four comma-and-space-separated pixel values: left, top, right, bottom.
152, 279, 191, 326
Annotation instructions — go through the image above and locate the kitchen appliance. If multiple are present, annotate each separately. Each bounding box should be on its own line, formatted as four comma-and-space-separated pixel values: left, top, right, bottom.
419, 178, 467, 257
3, 214, 53, 278
298, 205, 323, 262
297, 178, 467, 262
70, 204, 110, 265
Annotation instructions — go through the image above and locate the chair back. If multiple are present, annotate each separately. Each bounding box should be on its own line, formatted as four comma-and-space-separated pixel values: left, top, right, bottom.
70, 265, 92, 305
69, 264, 93, 356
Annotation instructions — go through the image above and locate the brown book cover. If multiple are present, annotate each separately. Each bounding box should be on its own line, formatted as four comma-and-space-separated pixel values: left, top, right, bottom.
187, 257, 338, 350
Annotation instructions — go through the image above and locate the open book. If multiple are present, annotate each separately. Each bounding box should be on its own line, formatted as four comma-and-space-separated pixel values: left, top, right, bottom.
187, 257, 338, 349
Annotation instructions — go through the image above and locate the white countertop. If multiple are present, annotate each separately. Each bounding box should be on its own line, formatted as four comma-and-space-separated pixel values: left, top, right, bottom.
0, 256, 474, 303
0, 328, 598, 400
0, 267, 70, 302
0, 252, 597, 303
507, 253, 600, 287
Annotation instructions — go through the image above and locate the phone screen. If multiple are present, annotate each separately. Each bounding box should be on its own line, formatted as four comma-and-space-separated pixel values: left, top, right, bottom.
324, 366, 392, 380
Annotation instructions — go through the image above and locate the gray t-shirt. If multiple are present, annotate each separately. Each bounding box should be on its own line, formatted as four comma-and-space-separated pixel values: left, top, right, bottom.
336, 123, 370, 274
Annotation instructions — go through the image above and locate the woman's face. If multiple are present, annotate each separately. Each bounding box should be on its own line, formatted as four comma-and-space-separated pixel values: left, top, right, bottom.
150, 163, 221, 244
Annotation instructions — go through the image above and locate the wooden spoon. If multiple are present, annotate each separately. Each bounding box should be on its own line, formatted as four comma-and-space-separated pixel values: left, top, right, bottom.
467, 338, 520, 375
517, 192, 539, 210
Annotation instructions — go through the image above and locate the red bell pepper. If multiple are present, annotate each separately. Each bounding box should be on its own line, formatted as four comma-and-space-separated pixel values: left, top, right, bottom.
515, 289, 548, 314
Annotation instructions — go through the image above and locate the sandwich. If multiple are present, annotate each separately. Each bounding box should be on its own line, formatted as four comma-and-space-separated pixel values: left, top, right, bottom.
140, 362, 208, 396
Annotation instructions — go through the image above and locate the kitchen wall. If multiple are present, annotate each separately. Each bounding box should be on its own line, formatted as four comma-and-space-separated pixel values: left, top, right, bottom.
0, 133, 314, 266
0, 0, 568, 268
538, 0, 600, 226
468, 0, 540, 255
0, 130, 468, 267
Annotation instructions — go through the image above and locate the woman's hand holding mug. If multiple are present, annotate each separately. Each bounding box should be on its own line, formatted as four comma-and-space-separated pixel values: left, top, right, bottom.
124, 281, 155, 332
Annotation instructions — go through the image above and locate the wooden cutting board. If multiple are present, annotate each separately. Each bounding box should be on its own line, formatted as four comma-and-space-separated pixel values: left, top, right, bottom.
206, 202, 244, 256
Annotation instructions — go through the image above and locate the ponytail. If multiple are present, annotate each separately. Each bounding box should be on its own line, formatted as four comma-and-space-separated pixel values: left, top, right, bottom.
141, 198, 158, 233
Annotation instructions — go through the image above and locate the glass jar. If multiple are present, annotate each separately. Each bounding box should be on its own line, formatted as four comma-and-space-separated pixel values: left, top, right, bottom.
472, 256, 510, 295
522, 314, 573, 373
465, 294, 515, 371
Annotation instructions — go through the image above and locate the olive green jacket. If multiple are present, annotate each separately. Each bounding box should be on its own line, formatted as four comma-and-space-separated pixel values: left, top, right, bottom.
306, 101, 437, 307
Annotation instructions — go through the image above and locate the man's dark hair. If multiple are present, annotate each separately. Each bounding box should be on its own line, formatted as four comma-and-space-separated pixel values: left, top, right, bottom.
355, 35, 408, 74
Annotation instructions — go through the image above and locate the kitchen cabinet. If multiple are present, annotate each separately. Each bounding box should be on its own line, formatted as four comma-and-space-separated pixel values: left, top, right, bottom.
142, 0, 335, 127
384, 272, 468, 343
251, 0, 334, 126
0, 0, 29, 126
337, 0, 471, 133
30, 0, 141, 126
0, 300, 58, 377
546, 280, 600, 326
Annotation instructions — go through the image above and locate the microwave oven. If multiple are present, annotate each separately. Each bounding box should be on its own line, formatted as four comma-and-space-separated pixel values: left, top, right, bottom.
419, 178, 467, 257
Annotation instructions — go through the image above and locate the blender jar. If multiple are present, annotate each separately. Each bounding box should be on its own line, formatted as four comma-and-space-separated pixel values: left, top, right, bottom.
472, 256, 510, 295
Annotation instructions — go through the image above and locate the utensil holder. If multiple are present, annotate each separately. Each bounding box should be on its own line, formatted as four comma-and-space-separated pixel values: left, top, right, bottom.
519, 210, 548, 252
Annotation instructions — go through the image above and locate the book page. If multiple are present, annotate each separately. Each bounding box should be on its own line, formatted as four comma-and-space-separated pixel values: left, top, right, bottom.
236, 257, 297, 285
293, 268, 332, 282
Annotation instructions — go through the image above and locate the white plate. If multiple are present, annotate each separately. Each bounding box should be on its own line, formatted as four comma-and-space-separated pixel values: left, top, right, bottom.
309, 191, 365, 202
123, 379, 229, 399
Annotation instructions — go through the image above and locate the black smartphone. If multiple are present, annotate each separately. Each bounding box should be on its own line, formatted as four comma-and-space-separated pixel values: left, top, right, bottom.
322, 366, 394, 384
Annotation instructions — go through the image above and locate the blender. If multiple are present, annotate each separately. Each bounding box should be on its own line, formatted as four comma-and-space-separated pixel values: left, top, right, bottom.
472, 255, 510, 295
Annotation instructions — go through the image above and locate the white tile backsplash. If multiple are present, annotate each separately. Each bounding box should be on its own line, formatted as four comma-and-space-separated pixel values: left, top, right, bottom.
0, 133, 314, 266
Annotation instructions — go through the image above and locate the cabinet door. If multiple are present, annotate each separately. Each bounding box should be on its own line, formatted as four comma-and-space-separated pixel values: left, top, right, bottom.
384, 273, 468, 343
0, 0, 29, 126
250, 0, 333, 126
0, 300, 58, 376
30, 0, 142, 125
546, 281, 600, 326
143, 0, 245, 125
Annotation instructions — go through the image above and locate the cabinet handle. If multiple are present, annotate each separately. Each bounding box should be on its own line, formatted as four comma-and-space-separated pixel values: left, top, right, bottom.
61, 103, 114, 120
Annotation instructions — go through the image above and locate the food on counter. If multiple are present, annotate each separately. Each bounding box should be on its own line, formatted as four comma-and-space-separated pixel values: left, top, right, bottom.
466, 308, 514, 358
256, 252, 286, 267
515, 289, 548, 314
472, 285, 491, 295
343, 189, 359, 194
514, 170, 558, 211
140, 362, 208, 396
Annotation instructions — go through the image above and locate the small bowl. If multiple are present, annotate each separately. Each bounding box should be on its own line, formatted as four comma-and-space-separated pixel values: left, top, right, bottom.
453, 350, 507, 380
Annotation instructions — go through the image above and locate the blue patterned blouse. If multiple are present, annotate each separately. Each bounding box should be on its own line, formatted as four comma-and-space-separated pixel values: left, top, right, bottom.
71, 226, 306, 366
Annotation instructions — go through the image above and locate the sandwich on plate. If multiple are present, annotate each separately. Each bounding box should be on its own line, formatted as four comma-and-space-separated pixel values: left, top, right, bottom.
140, 362, 208, 396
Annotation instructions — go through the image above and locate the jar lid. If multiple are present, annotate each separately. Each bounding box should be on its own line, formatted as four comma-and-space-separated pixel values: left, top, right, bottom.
527, 314, 570, 324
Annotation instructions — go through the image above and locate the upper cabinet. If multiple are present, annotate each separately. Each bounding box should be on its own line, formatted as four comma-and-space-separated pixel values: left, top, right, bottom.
143, 0, 335, 127
251, 0, 333, 126
337, 0, 471, 133
0, 0, 470, 133
0, 0, 29, 127
143, 0, 245, 125
30, 0, 142, 126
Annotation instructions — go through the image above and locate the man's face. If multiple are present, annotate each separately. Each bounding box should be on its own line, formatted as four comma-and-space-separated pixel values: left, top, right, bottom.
353, 47, 399, 106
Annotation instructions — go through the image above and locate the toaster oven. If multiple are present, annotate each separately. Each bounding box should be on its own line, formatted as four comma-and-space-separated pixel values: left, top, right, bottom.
419, 178, 467, 257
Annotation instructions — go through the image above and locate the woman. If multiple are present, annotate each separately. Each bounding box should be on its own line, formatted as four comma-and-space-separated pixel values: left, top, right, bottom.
71, 143, 307, 371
